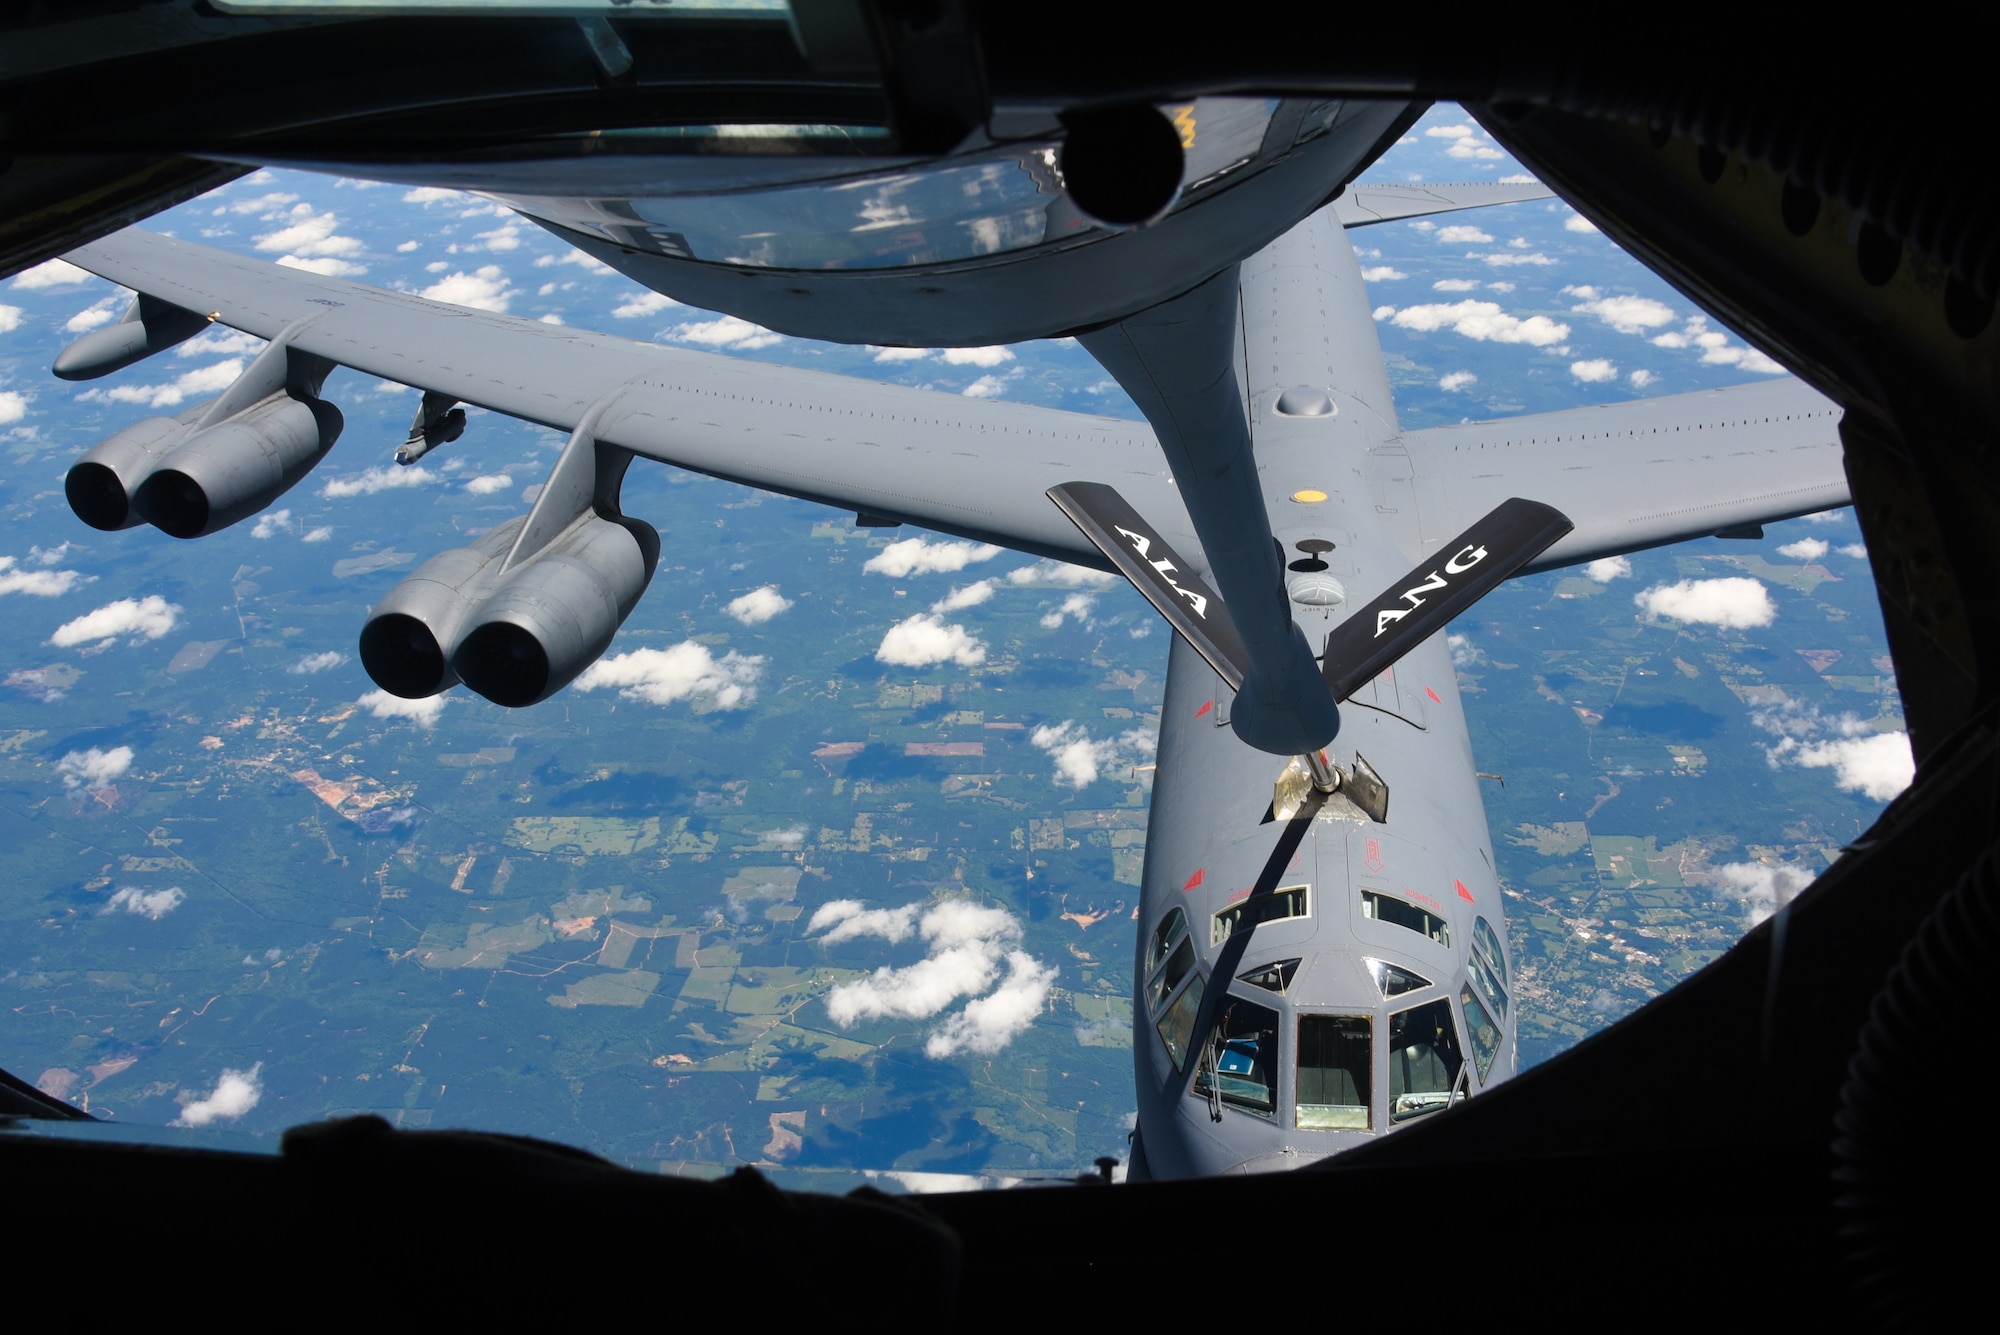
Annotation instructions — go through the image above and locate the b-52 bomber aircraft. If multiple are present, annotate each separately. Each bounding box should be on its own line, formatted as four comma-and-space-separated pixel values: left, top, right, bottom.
41, 100, 1847, 1177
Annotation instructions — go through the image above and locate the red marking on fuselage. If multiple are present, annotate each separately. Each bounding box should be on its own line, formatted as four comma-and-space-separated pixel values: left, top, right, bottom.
1405, 887, 1444, 913
1194, 699, 1213, 720
1455, 879, 1475, 903
1364, 837, 1384, 873
1182, 868, 1205, 893
1426, 685, 1443, 704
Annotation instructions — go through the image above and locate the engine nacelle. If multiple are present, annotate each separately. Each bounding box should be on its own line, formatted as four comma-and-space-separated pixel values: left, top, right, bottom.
132, 395, 343, 539
63, 410, 201, 531
358, 517, 526, 699
451, 515, 659, 708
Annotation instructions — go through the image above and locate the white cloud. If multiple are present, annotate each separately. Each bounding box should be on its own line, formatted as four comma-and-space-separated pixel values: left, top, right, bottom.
0, 555, 86, 596
1753, 702, 1913, 802
1804, 509, 1849, 525
1438, 371, 1477, 392
574, 642, 765, 709
175, 328, 265, 359
864, 537, 1002, 577
1380, 300, 1570, 346
303, 527, 334, 543
255, 206, 365, 262
1708, 862, 1814, 927
0, 306, 21, 336
1777, 537, 1829, 561
1448, 633, 1478, 667
473, 223, 521, 252
50, 595, 181, 646
940, 346, 1014, 368
358, 689, 448, 727
462, 473, 512, 496
1004, 560, 1119, 589
1360, 266, 1408, 282
11, 258, 94, 289
534, 248, 615, 276
1567, 292, 1677, 334
420, 265, 514, 313
1447, 138, 1504, 161
1476, 251, 1557, 267
1634, 577, 1774, 628
1840, 543, 1869, 559
0, 390, 25, 424
321, 466, 437, 498
1571, 359, 1617, 382
397, 241, 419, 253
1585, 555, 1632, 582
276, 256, 366, 278
1424, 124, 1475, 139
1436, 224, 1493, 244
289, 651, 346, 675
726, 585, 793, 625
1629, 369, 1657, 387
612, 291, 679, 319
173, 1064, 262, 1128
1029, 719, 1155, 788
961, 375, 1009, 399
30, 543, 69, 566
95, 358, 244, 409
1039, 591, 1097, 629
877, 614, 986, 668
931, 579, 994, 613
1565, 213, 1601, 233
223, 191, 298, 215
1432, 279, 1478, 292
250, 509, 292, 539
1499, 174, 1537, 184
57, 745, 133, 790
870, 346, 934, 363
670, 315, 781, 350
106, 885, 185, 919
402, 186, 468, 206
65, 297, 120, 333
1653, 317, 1787, 373
813, 899, 1054, 1058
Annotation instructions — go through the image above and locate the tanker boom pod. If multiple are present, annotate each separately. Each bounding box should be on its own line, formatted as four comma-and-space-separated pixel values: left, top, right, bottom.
52, 294, 213, 382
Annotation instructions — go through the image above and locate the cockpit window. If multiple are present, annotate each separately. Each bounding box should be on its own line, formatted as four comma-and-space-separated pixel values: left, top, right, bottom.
1364, 957, 1431, 998
1469, 916, 1509, 1020
1459, 983, 1502, 1084
1156, 973, 1206, 1073
1213, 884, 1309, 945
1193, 996, 1280, 1116
1387, 998, 1465, 1124
1296, 1014, 1371, 1130
1239, 959, 1301, 993
1148, 936, 1195, 1014
1146, 908, 1188, 978
1361, 890, 1450, 948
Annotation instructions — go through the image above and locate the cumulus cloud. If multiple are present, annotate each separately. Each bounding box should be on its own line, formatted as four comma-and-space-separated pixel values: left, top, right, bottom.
0, 555, 87, 597
1360, 266, 1408, 282
931, 580, 994, 613
940, 346, 1014, 368
1585, 556, 1632, 582
106, 885, 185, 919
1629, 369, 1657, 387
250, 509, 292, 539
254, 205, 366, 270
221, 190, 298, 216
574, 642, 765, 708
1651, 316, 1787, 373
358, 689, 448, 727
402, 186, 469, 206
50, 595, 181, 646
1566, 290, 1677, 335
877, 614, 986, 668
725, 585, 793, 625
1004, 560, 1119, 589
277, 256, 367, 278
1754, 702, 1914, 801
1030, 719, 1154, 788
535, 248, 616, 276
1424, 124, 1475, 139
812, 899, 1055, 1058
289, 651, 346, 675
57, 745, 133, 790
172, 328, 264, 360
463, 473, 512, 496
871, 346, 935, 363
65, 297, 120, 333
1634, 577, 1775, 628
1571, 359, 1617, 382
1448, 633, 1478, 667
0, 389, 25, 423
1439, 371, 1477, 392
1805, 509, 1850, 525
1446, 138, 1504, 162
1436, 224, 1493, 244
321, 466, 437, 498
1039, 591, 1097, 629
612, 291, 679, 318
473, 223, 520, 252
420, 265, 514, 312
1376, 300, 1570, 346
1777, 537, 1829, 561
1709, 863, 1814, 927
173, 1064, 263, 1128
1840, 543, 1868, 559
92, 358, 243, 409
303, 527, 334, 543
1432, 279, 1479, 292
11, 258, 94, 289
670, 315, 781, 350
961, 375, 1010, 399
864, 537, 1002, 577
1565, 213, 1601, 233
0, 308, 20, 336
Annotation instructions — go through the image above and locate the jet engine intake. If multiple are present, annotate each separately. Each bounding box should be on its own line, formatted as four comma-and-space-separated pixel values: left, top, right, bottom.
63, 408, 204, 531
450, 515, 660, 708
133, 395, 343, 538
358, 517, 526, 699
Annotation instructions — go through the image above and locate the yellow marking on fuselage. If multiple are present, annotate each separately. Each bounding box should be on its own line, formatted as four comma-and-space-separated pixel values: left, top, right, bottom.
1172, 105, 1197, 148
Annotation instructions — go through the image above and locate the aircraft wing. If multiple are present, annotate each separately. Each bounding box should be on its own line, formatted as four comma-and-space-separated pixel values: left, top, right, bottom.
1333, 181, 1556, 228
60, 228, 1188, 568
1400, 377, 1848, 572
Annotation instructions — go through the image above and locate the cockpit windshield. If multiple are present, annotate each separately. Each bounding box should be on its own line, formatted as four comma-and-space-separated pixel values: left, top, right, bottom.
1296, 1014, 1371, 1130
1193, 995, 1279, 1116
1386, 999, 1465, 1124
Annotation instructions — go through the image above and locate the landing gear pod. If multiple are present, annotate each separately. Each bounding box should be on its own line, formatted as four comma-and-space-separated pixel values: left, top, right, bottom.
133, 396, 343, 539
451, 515, 659, 708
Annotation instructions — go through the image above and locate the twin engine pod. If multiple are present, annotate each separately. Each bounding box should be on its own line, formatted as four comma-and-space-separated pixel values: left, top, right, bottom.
359, 510, 660, 709
64, 392, 343, 538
